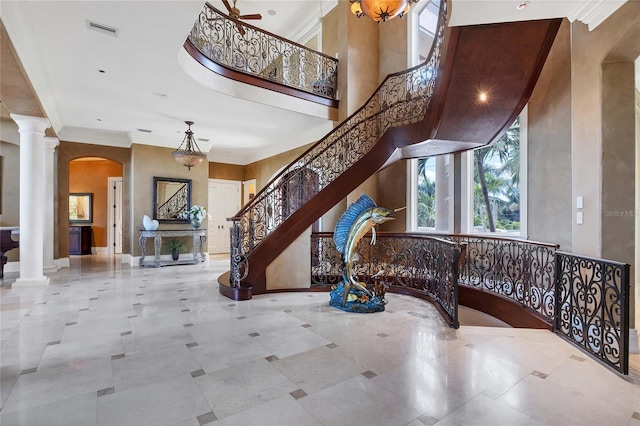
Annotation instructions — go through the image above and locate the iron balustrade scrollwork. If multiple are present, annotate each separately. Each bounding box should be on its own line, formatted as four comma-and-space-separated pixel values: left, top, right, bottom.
426, 234, 559, 325
228, 0, 447, 287
555, 251, 629, 375
311, 232, 631, 375
311, 232, 460, 328
188, 3, 338, 99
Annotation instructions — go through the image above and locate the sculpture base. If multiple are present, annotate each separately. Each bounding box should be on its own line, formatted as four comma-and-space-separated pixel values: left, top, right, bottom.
329, 281, 385, 313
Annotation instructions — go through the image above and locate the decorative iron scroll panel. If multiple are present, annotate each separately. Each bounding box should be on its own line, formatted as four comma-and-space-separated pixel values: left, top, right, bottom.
189, 4, 338, 99
441, 235, 558, 325
228, 0, 447, 287
311, 232, 460, 328
555, 252, 629, 375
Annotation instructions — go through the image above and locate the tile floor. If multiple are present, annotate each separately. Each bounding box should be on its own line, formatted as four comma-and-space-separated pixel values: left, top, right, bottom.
1, 255, 639, 426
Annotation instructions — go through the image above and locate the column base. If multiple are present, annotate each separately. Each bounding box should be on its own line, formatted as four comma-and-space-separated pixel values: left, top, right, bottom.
13, 276, 50, 288
43, 263, 59, 273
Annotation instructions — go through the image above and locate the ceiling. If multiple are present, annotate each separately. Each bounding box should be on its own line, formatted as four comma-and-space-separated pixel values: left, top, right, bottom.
0, 0, 631, 165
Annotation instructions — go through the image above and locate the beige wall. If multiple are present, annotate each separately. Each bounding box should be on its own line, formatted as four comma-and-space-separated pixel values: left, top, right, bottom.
266, 228, 311, 289
377, 161, 407, 233
243, 143, 312, 192
527, 20, 572, 250
209, 162, 244, 182
131, 144, 208, 256
57, 141, 132, 258
69, 159, 123, 248
0, 141, 20, 262
569, 2, 640, 258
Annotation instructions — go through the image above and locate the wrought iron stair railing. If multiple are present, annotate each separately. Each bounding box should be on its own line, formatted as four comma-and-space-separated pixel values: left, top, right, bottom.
187, 3, 338, 104
228, 0, 448, 288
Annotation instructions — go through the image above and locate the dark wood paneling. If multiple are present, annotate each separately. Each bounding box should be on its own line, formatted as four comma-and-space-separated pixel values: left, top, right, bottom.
458, 286, 552, 329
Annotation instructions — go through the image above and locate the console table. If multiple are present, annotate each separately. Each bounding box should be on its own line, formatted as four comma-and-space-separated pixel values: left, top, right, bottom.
139, 229, 206, 268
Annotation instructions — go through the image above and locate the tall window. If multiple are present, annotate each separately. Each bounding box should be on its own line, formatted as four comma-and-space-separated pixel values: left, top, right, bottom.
417, 157, 436, 227
470, 116, 525, 234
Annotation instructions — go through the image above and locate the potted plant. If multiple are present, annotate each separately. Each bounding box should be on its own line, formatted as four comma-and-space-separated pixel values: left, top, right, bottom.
165, 239, 186, 261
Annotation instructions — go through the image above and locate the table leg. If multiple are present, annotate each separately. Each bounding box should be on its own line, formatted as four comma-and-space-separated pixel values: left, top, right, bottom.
154, 236, 162, 267
139, 235, 147, 266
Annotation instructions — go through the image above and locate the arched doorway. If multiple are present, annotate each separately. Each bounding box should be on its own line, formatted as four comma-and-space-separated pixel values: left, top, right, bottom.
68, 157, 123, 255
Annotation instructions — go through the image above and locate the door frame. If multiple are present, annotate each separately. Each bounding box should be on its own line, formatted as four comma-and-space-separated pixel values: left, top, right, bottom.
208, 178, 241, 254
107, 176, 123, 255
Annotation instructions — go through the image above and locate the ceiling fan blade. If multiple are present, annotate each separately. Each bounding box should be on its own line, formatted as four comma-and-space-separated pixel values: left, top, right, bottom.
235, 21, 246, 36
238, 14, 262, 20
221, 0, 233, 13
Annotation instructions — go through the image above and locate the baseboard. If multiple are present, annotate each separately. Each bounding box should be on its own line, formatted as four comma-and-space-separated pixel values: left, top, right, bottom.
121, 254, 134, 265
3, 261, 19, 274
93, 247, 109, 255
3, 258, 69, 275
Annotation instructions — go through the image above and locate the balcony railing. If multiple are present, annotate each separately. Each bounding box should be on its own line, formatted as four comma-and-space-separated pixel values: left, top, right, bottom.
311, 232, 630, 375
187, 3, 338, 102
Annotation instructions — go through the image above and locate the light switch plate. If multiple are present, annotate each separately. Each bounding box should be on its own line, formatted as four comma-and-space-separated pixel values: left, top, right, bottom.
576, 196, 584, 209
577, 212, 583, 224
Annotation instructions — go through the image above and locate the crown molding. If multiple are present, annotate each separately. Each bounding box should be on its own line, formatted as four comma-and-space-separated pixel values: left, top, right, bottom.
57, 126, 131, 148
567, 0, 627, 31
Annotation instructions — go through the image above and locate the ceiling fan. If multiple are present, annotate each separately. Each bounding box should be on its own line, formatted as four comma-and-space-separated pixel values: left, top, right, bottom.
220, 0, 262, 36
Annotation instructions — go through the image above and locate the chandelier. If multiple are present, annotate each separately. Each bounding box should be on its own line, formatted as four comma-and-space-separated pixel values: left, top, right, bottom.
350, 0, 419, 22
172, 121, 207, 170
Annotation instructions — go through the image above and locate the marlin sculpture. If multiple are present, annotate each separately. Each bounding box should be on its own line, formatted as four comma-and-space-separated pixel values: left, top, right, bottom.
333, 194, 400, 307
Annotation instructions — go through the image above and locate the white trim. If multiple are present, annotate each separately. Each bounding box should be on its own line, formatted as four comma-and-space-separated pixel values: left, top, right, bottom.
520, 105, 529, 239
460, 151, 472, 233
121, 254, 134, 266
93, 247, 109, 255
407, 159, 418, 231
107, 177, 123, 255
57, 258, 70, 268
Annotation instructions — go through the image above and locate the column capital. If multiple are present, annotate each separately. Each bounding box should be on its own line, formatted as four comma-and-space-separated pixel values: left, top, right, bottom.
10, 114, 51, 133
43, 137, 60, 150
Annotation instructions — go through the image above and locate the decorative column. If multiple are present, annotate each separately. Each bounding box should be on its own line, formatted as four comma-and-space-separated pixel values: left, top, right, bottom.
43, 137, 60, 272
10, 114, 51, 287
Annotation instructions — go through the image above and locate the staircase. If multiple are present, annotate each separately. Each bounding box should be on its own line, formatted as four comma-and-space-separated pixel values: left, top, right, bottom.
223, 0, 561, 299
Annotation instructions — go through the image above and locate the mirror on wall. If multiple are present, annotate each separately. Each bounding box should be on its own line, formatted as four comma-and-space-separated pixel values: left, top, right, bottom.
153, 177, 191, 222
69, 193, 93, 223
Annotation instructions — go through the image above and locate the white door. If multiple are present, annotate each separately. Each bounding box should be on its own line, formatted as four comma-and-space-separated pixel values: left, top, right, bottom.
107, 177, 123, 254
208, 179, 241, 254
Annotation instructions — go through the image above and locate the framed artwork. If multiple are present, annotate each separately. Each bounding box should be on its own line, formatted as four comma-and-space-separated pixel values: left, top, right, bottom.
69, 193, 93, 223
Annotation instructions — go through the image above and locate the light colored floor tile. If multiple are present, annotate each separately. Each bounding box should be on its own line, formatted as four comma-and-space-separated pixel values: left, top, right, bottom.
372, 345, 531, 419
2, 357, 112, 414
271, 345, 363, 394
39, 334, 124, 370
212, 394, 322, 426
61, 317, 131, 343
253, 323, 331, 359
121, 325, 195, 355
498, 374, 635, 425
189, 335, 273, 374
1, 255, 638, 426
97, 373, 210, 426
112, 345, 202, 391
0, 391, 97, 426
435, 393, 543, 425
195, 358, 297, 419
299, 375, 423, 426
